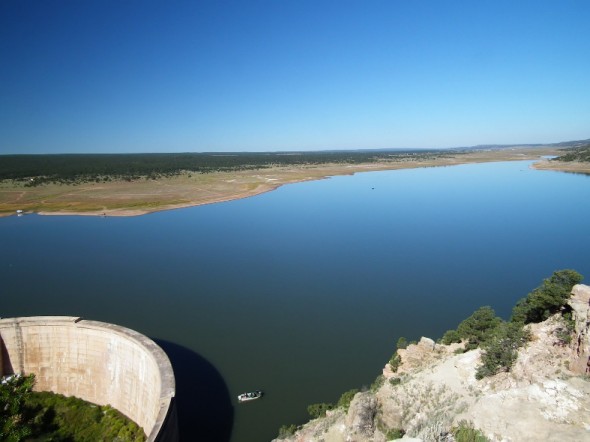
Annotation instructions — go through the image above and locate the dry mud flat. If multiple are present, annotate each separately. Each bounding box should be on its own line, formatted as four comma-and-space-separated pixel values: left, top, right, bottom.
0, 147, 573, 218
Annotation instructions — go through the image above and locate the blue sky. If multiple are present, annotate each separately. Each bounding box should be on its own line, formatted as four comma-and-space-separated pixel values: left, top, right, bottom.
1, 1, 589, 154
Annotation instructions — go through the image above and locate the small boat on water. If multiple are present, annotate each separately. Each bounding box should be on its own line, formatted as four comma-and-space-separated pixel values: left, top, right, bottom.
237, 390, 263, 402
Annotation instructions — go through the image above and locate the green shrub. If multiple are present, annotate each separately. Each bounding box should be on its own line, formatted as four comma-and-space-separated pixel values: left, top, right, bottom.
24, 391, 145, 441
457, 306, 502, 350
555, 327, 573, 345
389, 377, 401, 386
511, 269, 583, 324
389, 353, 401, 372
277, 424, 298, 438
337, 389, 359, 411
453, 420, 489, 441
307, 402, 334, 419
371, 375, 385, 392
387, 335, 413, 374
441, 329, 461, 345
0, 373, 36, 440
476, 322, 530, 379
554, 311, 576, 345
385, 427, 405, 439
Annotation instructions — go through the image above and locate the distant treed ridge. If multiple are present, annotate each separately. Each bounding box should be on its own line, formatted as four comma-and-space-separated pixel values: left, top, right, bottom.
0, 150, 446, 185
3, 144, 585, 186
552, 144, 590, 162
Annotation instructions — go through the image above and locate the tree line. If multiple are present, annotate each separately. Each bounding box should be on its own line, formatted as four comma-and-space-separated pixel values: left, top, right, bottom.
553, 144, 590, 162
0, 150, 451, 185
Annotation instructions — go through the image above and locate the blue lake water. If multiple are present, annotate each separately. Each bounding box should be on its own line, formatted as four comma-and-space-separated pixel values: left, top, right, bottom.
1, 160, 590, 441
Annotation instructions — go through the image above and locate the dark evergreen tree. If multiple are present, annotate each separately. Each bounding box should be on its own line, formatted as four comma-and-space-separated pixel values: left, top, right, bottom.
511, 269, 583, 324
457, 306, 502, 350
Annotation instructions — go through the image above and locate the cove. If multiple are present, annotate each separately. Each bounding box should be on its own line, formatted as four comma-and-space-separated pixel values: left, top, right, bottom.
1, 160, 589, 441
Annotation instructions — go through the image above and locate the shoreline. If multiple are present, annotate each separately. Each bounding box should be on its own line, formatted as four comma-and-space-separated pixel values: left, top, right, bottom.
37, 184, 284, 218
530, 159, 590, 175
3, 147, 585, 218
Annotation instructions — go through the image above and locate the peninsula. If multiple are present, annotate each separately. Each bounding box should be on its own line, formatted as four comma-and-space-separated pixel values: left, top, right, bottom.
1, 143, 588, 218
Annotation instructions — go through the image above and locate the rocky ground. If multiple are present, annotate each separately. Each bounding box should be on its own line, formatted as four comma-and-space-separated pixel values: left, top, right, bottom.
274, 285, 590, 442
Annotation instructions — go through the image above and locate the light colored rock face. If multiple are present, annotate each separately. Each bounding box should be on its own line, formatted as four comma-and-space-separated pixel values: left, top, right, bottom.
346, 393, 379, 440
569, 284, 590, 374
274, 285, 590, 442
0, 317, 175, 442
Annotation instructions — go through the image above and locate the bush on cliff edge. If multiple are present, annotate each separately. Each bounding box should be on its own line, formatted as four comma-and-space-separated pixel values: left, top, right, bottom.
477, 269, 582, 379
440, 269, 583, 379
511, 269, 583, 324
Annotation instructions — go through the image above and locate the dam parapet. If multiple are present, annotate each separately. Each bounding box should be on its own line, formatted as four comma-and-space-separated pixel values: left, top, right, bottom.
0, 316, 177, 442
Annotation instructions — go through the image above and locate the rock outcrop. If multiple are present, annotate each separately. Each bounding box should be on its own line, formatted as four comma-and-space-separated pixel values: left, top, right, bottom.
274, 284, 590, 442
569, 284, 590, 374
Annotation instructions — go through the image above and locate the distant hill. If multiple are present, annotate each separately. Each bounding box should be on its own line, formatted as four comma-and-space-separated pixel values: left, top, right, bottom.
551, 144, 590, 162
458, 138, 590, 152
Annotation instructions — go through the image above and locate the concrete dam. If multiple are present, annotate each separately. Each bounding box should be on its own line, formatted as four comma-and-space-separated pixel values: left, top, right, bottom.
0, 316, 178, 441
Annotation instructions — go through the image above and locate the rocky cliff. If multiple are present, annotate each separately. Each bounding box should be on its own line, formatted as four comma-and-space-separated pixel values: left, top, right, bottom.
274, 284, 590, 442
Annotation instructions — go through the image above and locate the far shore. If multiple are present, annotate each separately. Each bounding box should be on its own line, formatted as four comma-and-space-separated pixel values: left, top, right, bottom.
2, 147, 586, 218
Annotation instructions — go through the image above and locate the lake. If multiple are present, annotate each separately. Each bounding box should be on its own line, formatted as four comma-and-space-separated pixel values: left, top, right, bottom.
1, 160, 589, 441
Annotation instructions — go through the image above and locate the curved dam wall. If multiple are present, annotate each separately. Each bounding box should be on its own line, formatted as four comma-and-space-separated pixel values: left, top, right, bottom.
0, 316, 177, 442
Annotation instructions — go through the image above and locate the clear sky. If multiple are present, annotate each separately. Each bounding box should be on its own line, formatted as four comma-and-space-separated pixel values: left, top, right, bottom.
1, 0, 589, 154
